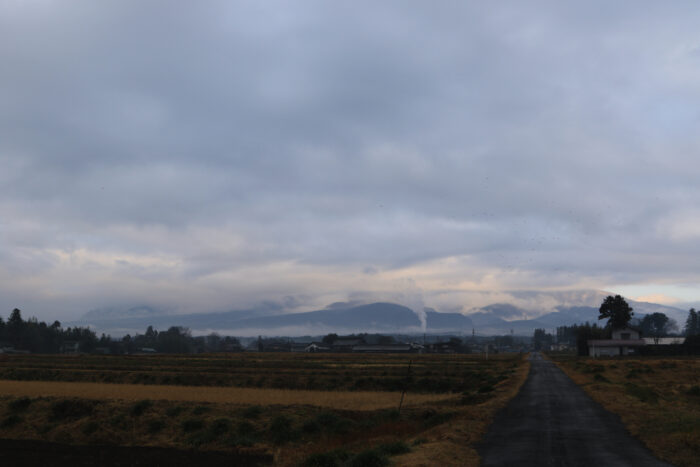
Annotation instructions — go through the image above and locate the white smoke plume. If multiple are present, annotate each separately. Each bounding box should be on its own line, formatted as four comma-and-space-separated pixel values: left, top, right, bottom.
391, 278, 427, 332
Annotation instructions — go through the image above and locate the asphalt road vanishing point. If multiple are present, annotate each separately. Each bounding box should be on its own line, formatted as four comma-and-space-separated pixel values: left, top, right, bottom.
479, 353, 674, 467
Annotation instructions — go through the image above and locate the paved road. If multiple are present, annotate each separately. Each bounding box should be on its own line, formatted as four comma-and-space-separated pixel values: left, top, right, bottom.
479, 353, 673, 467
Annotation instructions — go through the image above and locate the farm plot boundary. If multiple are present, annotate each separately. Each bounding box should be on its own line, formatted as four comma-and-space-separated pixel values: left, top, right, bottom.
0, 379, 455, 410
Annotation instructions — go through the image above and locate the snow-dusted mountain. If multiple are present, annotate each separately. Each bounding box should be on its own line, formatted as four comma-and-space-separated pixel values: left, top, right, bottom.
71, 290, 691, 337
73, 303, 472, 336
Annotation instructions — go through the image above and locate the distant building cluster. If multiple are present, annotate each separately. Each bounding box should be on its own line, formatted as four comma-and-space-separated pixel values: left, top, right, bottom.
252, 335, 468, 354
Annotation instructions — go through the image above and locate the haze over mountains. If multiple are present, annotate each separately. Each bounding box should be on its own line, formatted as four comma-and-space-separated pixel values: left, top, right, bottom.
71, 290, 689, 337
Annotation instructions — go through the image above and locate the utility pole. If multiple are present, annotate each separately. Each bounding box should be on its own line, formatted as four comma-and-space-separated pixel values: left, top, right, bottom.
398, 360, 413, 415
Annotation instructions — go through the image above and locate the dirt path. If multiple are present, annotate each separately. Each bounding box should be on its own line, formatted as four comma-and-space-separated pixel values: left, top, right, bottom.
0, 379, 452, 410
478, 353, 673, 467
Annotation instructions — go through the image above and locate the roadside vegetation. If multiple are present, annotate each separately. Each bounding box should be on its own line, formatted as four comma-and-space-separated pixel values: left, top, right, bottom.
553, 356, 700, 467
0, 352, 529, 466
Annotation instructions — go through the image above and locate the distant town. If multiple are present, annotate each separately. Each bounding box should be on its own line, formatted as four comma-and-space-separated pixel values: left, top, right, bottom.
1, 304, 699, 357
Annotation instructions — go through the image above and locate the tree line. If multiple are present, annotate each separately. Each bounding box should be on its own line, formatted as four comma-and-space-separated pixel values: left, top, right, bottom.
0, 308, 97, 353
0, 308, 240, 354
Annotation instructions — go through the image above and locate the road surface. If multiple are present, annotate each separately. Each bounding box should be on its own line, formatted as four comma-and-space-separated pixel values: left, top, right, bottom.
479, 353, 673, 467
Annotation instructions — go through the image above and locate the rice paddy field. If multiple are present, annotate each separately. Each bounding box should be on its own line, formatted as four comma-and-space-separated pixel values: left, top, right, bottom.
553, 355, 700, 467
0, 352, 530, 466
0, 380, 453, 410
0, 353, 507, 393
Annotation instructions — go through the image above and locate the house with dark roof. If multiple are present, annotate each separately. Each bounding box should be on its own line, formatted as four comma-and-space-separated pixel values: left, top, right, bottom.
331, 337, 366, 352
290, 342, 311, 352
352, 343, 422, 353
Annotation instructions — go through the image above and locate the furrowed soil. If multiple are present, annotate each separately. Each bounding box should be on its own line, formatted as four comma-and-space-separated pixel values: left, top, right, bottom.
553, 355, 700, 467
0, 352, 530, 466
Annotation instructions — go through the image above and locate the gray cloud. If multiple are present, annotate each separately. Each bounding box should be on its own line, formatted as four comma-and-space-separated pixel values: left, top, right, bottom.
2, 1, 700, 320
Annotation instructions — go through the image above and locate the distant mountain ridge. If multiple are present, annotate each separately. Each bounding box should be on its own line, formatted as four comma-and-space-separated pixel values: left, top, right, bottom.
71, 291, 690, 337
83, 306, 166, 320
73, 302, 473, 336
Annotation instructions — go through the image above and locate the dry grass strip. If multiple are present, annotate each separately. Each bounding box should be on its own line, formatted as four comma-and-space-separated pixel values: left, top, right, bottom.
554, 357, 700, 467
391, 354, 532, 467
0, 379, 454, 410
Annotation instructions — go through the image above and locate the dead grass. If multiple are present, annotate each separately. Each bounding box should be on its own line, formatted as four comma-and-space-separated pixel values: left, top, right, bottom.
0, 352, 518, 393
381, 354, 531, 467
553, 356, 700, 467
0, 353, 529, 466
0, 380, 454, 410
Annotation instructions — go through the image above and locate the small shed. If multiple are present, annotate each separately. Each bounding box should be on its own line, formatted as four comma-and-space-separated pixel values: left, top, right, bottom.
61, 341, 80, 354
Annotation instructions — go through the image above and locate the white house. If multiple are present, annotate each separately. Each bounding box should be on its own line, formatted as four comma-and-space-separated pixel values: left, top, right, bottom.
304, 342, 331, 352
588, 327, 645, 357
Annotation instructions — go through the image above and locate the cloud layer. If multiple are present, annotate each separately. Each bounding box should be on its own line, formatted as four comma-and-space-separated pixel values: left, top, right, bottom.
2, 1, 700, 320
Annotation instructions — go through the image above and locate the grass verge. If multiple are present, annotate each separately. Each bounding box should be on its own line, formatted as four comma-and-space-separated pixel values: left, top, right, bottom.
363, 353, 531, 467
553, 356, 700, 467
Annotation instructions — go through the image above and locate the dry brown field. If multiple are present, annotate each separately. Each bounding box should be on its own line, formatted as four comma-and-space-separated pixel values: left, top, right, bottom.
0, 380, 453, 410
0, 352, 510, 393
553, 355, 700, 467
0, 352, 530, 466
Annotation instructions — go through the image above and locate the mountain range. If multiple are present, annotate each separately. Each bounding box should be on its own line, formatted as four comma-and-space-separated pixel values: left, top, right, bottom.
70, 290, 691, 337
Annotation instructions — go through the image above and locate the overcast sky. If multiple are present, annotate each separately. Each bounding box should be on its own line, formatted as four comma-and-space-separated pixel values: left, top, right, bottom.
2, 1, 700, 321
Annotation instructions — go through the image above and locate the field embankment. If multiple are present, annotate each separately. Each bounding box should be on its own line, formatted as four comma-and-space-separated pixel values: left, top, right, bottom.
0, 380, 452, 410
0, 353, 502, 393
553, 355, 700, 467
392, 354, 530, 466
